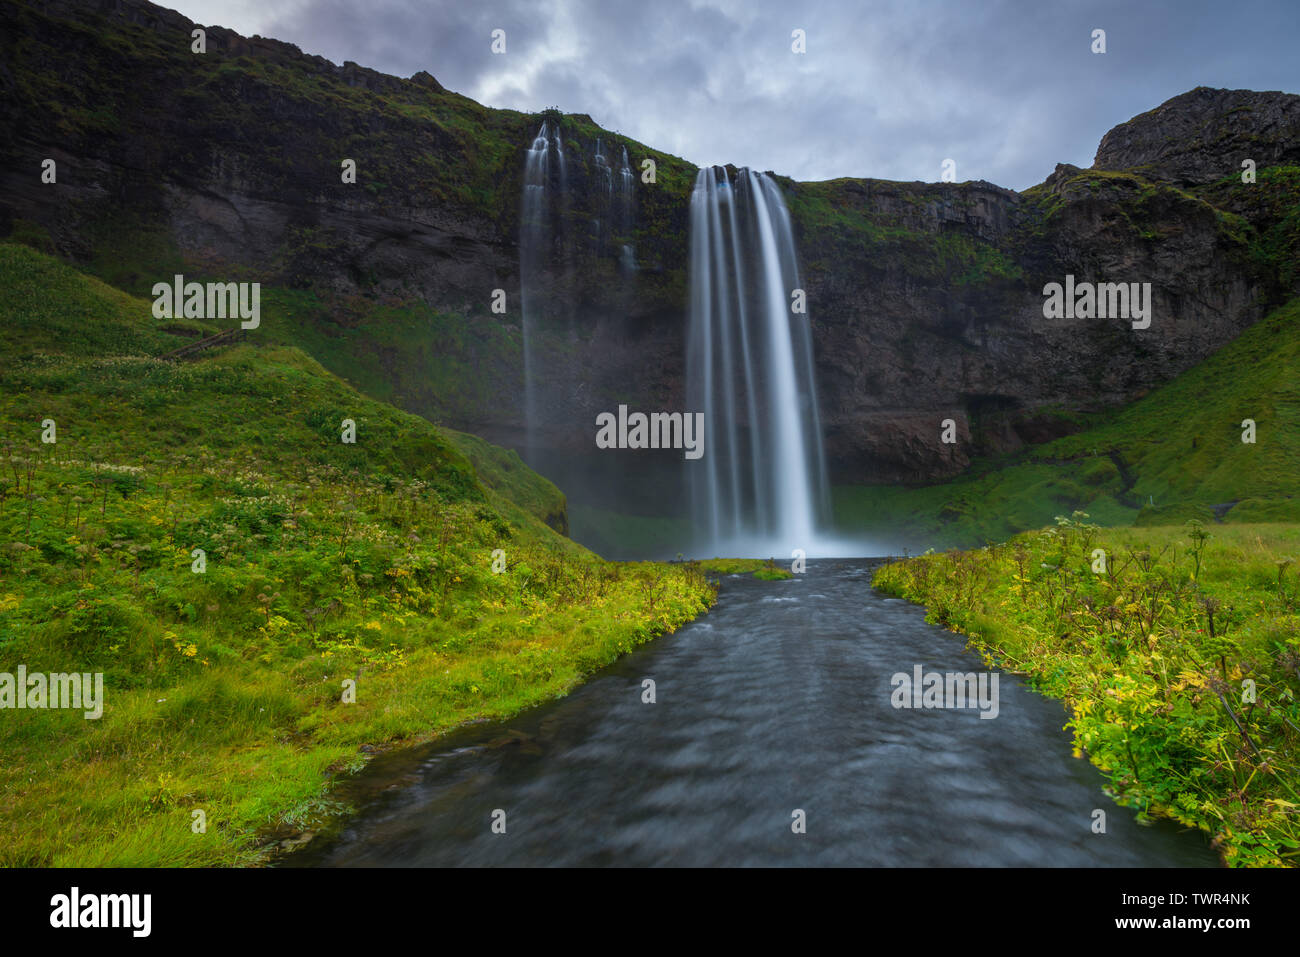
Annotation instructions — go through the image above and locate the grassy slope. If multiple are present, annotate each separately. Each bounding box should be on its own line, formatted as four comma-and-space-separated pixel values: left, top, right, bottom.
875, 519, 1300, 866
442, 427, 569, 535
0, 243, 715, 865
836, 296, 1300, 551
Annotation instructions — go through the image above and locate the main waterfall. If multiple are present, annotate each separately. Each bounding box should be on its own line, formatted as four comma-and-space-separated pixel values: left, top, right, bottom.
686, 167, 830, 554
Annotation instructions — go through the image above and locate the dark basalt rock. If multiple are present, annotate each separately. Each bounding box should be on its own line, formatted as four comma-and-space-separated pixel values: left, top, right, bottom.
1094, 86, 1300, 187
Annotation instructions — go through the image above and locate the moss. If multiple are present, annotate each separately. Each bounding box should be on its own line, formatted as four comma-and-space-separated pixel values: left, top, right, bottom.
1133, 502, 1216, 526
4, 218, 57, 254
1079, 456, 1121, 487
1225, 498, 1300, 523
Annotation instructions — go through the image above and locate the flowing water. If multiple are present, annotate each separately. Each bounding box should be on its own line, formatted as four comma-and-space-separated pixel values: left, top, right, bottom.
519, 120, 555, 455
614, 145, 635, 269
287, 560, 1216, 867
686, 168, 830, 557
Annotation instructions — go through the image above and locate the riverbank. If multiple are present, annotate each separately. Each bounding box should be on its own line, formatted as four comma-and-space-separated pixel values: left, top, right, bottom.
872, 517, 1300, 866
0, 243, 721, 867
0, 473, 714, 867
283, 557, 1217, 867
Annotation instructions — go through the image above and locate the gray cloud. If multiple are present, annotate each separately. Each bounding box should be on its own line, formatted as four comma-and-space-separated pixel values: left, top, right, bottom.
170, 0, 1300, 189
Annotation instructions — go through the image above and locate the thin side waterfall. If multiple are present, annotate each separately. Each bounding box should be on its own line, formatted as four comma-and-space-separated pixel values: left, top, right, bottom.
616, 146, 636, 271
593, 138, 636, 268
554, 125, 568, 197
593, 137, 613, 251
520, 121, 551, 456
686, 167, 830, 554
519, 120, 567, 459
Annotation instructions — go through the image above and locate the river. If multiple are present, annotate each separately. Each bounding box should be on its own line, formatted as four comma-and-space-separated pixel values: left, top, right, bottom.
286, 559, 1218, 867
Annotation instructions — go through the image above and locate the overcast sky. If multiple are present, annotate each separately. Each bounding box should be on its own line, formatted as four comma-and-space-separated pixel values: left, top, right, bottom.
164, 0, 1297, 190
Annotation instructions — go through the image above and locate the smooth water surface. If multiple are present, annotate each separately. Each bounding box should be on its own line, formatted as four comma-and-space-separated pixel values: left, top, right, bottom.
289, 560, 1217, 867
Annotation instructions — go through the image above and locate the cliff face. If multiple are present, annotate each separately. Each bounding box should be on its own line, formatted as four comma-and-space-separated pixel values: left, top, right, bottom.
1093, 86, 1300, 187
795, 158, 1273, 481
2, 0, 1297, 492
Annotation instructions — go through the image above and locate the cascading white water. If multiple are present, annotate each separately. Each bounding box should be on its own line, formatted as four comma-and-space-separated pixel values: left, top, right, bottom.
554, 125, 567, 195
520, 121, 554, 454
594, 139, 636, 267
617, 146, 634, 195
686, 167, 830, 554
616, 146, 636, 271
520, 119, 577, 458
593, 137, 613, 251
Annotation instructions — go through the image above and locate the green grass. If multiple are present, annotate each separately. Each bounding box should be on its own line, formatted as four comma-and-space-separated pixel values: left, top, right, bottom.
0, 243, 716, 866
698, 558, 794, 579
0, 243, 215, 357
874, 518, 1300, 866
252, 287, 525, 431
442, 428, 568, 534
1042, 299, 1300, 504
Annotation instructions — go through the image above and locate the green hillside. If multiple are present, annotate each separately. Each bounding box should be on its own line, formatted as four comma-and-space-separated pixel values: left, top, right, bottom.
837, 295, 1300, 550
0, 242, 715, 866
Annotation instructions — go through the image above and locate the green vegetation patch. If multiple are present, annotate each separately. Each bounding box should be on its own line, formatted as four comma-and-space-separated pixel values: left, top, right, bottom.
875, 516, 1300, 867
0, 245, 714, 866
835, 296, 1300, 550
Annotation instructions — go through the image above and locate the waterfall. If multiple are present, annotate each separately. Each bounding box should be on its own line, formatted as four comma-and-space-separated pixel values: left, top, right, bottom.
520, 120, 570, 459
520, 121, 551, 456
686, 167, 829, 554
593, 138, 613, 252
615, 146, 636, 271
594, 139, 636, 269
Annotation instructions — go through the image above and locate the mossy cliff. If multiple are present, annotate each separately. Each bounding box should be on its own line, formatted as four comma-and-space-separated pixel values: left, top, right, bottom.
2, 0, 1297, 490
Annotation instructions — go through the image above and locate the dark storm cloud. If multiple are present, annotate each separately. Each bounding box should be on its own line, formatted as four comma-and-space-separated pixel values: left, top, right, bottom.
260, 0, 554, 93
183, 0, 1299, 189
